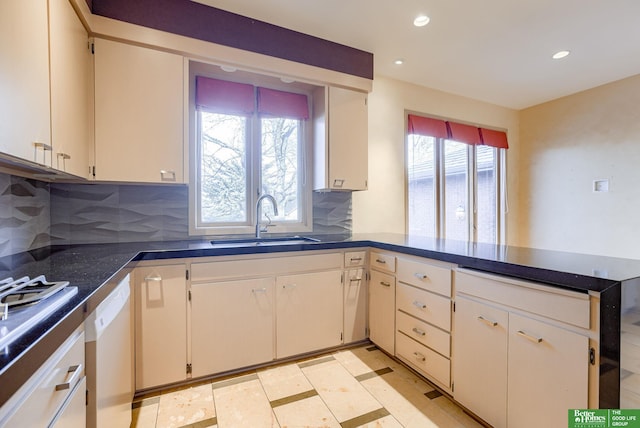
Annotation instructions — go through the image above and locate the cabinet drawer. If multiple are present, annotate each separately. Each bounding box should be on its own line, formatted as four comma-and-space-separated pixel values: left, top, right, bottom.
397, 282, 451, 331
370, 252, 396, 273
0, 329, 85, 427
455, 269, 590, 329
397, 311, 450, 357
345, 251, 366, 267
396, 332, 450, 388
397, 258, 451, 297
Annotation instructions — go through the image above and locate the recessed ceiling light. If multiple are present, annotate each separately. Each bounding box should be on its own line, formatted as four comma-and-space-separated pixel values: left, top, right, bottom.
552, 50, 570, 60
414, 15, 430, 27
394, 59, 404, 65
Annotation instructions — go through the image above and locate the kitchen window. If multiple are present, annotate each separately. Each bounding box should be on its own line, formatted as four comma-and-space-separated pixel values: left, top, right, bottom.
406, 114, 507, 244
190, 73, 312, 235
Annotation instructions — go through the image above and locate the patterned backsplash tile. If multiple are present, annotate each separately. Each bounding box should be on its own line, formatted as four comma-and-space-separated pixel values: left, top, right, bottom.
0, 172, 352, 257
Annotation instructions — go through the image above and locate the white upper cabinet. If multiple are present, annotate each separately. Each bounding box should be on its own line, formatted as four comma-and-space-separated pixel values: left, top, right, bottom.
313, 86, 368, 191
94, 38, 184, 183
49, 0, 93, 178
0, 0, 52, 166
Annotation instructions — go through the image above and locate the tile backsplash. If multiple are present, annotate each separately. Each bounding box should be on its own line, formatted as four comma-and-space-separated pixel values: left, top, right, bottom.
0, 172, 352, 257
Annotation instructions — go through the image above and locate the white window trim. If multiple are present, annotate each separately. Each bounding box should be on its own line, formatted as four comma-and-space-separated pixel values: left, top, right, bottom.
405, 132, 507, 245
187, 63, 314, 237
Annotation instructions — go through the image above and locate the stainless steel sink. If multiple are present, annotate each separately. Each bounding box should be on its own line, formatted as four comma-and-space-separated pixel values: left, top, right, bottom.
209, 236, 320, 247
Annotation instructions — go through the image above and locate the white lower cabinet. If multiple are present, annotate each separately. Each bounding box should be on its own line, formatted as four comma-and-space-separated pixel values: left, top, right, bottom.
276, 270, 343, 358
134, 264, 187, 390
453, 295, 508, 428
454, 270, 592, 428
507, 312, 588, 428
191, 277, 275, 377
369, 269, 396, 355
344, 267, 367, 343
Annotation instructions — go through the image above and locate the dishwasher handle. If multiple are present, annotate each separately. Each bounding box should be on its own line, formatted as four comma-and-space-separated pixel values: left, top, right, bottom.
85, 274, 130, 342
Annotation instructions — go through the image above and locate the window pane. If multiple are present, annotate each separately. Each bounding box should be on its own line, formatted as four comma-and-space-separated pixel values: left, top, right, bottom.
261, 117, 301, 222
407, 135, 436, 237
476, 145, 497, 244
444, 140, 469, 241
199, 112, 248, 224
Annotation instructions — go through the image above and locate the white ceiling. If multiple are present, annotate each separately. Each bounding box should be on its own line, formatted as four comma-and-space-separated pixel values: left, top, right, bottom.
191, 0, 640, 110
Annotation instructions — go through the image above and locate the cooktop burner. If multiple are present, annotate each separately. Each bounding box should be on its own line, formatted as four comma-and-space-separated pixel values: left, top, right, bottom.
0, 276, 78, 351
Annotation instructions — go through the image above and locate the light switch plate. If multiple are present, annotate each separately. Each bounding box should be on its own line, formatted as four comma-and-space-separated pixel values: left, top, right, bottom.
593, 179, 609, 192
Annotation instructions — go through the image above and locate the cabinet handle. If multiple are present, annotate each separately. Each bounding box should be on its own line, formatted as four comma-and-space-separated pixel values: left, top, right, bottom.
55, 364, 82, 391
413, 352, 426, 362
349, 257, 363, 262
349, 278, 362, 284
517, 330, 543, 343
413, 300, 427, 310
283, 284, 297, 289
412, 327, 426, 336
56, 152, 71, 171
252, 288, 267, 293
414, 273, 428, 280
375, 259, 386, 264
160, 170, 176, 182
57, 152, 71, 160
144, 275, 162, 282
380, 281, 391, 287
33, 142, 52, 165
477, 316, 498, 327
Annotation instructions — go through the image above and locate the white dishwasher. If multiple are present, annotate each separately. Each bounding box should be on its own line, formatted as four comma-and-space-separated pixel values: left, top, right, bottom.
85, 274, 133, 428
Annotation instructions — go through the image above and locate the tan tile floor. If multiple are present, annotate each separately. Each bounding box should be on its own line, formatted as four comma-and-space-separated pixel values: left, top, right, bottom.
131, 345, 484, 428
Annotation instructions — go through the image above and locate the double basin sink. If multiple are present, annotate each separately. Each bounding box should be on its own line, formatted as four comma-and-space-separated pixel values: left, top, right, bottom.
209, 236, 320, 248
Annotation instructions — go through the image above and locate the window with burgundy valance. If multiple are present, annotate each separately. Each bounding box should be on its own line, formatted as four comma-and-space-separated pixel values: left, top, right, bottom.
192, 75, 312, 234
406, 113, 508, 244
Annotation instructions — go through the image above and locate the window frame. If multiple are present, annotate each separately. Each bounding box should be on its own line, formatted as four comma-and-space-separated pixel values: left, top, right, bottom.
188, 64, 313, 237
405, 116, 507, 245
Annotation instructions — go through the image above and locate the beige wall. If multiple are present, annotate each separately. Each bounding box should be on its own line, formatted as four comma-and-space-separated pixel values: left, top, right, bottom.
519, 74, 640, 259
352, 76, 521, 244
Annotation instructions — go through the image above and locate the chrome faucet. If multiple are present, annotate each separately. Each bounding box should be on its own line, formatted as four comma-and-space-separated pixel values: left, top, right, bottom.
255, 194, 279, 239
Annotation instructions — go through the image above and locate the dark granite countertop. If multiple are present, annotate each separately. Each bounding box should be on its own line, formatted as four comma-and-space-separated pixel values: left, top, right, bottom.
2, 232, 640, 406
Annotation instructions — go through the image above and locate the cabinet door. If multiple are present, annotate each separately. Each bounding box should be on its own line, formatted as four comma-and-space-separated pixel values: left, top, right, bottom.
276, 270, 343, 358
344, 268, 367, 343
453, 295, 508, 428
49, 0, 93, 178
191, 277, 275, 377
327, 87, 368, 190
134, 265, 187, 390
0, 0, 51, 165
507, 313, 588, 428
94, 38, 184, 183
369, 270, 395, 354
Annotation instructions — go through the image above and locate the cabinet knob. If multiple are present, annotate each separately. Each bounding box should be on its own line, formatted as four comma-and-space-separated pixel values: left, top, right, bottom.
412, 327, 426, 336
413, 352, 426, 362
413, 300, 427, 310
414, 272, 428, 280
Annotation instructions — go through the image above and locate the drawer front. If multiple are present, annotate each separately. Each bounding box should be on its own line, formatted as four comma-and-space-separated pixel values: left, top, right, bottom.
370, 252, 396, 273
397, 282, 451, 331
455, 269, 590, 329
396, 311, 450, 357
0, 329, 85, 427
192, 252, 343, 281
397, 258, 451, 297
345, 251, 366, 267
396, 332, 450, 388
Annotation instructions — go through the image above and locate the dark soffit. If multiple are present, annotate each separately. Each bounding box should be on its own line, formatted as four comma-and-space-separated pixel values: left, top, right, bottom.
90, 0, 374, 80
